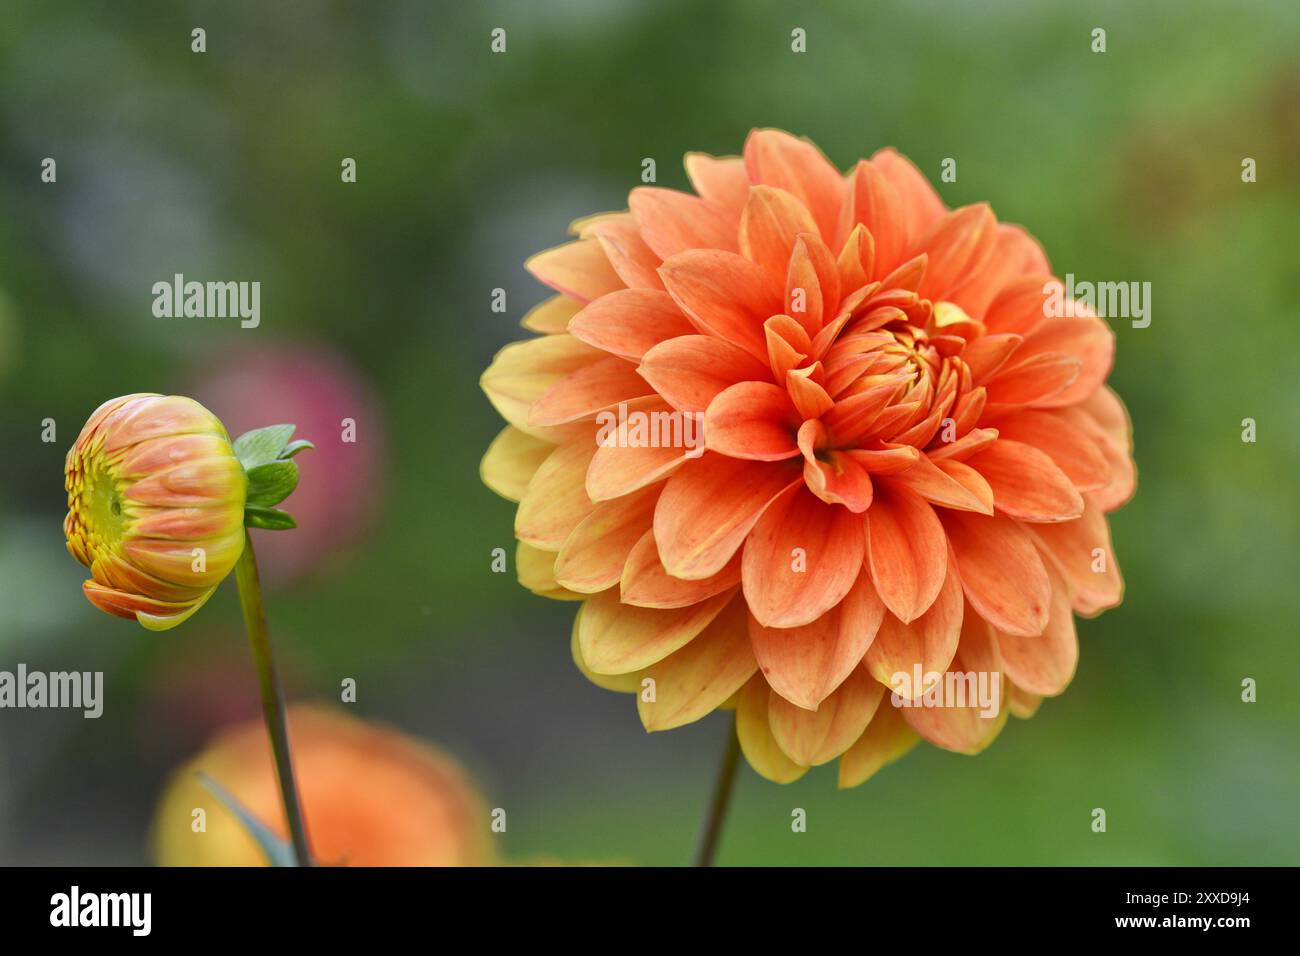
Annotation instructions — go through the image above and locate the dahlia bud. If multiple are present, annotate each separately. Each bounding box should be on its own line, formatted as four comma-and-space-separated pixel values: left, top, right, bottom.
63, 393, 310, 631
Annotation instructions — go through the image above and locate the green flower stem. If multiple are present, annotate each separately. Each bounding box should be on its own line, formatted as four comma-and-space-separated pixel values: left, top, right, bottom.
693, 713, 742, 867
234, 530, 312, 866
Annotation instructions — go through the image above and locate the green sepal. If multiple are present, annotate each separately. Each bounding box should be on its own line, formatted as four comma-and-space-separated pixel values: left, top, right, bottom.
245, 506, 297, 530
196, 772, 298, 867
233, 424, 296, 470
246, 460, 299, 508
234, 424, 313, 529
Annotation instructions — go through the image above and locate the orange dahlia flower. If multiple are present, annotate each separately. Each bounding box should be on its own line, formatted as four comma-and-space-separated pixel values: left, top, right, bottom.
152, 705, 494, 866
481, 129, 1134, 787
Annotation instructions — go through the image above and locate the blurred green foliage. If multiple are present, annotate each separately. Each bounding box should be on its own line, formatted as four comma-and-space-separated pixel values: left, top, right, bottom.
0, 0, 1296, 864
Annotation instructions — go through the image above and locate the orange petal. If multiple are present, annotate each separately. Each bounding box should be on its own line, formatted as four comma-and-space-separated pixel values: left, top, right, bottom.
585, 399, 695, 501
480, 334, 602, 440
1080, 383, 1133, 450
743, 129, 844, 244
965, 439, 1084, 522
654, 454, 802, 580
1015, 316, 1114, 407
554, 486, 660, 593
620, 529, 742, 609
837, 700, 920, 788
628, 187, 737, 258
943, 511, 1051, 637
736, 674, 808, 783
1069, 386, 1136, 511
926, 426, 999, 463
768, 667, 885, 765
514, 435, 599, 549
960, 333, 1024, 384
844, 444, 921, 475
658, 249, 780, 362
798, 421, 874, 513
638, 597, 756, 731
738, 185, 820, 283
81, 395, 179, 453
865, 482, 948, 623
568, 289, 695, 360
946, 223, 1049, 318
820, 380, 901, 444
577, 586, 734, 675
764, 314, 811, 382
865, 557, 963, 694
984, 351, 1082, 409
992, 409, 1110, 492
785, 365, 835, 419
839, 159, 906, 275
749, 568, 886, 709
112, 433, 232, 486
982, 274, 1056, 337
638, 333, 771, 413
83, 581, 212, 631
684, 153, 750, 217
877, 253, 928, 294
898, 611, 1008, 754
1007, 678, 1044, 718
704, 381, 801, 461
480, 426, 554, 502
785, 233, 840, 334
119, 457, 245, 511
741, 485, 866, 628
579, 213, 665, 290
1026, 497, 1123, 616
836, 223, 876, 293
571, 613, 641, 693
871, 148, 946, 241
521, 295, 582, 333
885, 455, 994, 514
517, 542, 583, 601
525, 238, 624, 303
992, 565, 1077, 696
528, 356, 652, 427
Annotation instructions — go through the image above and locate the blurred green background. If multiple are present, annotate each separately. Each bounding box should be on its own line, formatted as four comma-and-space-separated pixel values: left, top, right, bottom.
0, 0, 1297, 865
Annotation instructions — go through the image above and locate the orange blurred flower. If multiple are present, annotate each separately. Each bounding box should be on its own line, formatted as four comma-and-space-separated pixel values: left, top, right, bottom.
152, 705, 494, 866
64, 394, 247, 630
481, 129, 1135, 786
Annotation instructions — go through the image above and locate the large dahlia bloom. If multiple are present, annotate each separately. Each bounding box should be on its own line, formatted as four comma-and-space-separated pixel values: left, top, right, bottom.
481, 130, 1134, 787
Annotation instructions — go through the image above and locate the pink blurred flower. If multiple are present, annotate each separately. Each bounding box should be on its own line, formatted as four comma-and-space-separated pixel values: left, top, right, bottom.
192, 342, 384, 582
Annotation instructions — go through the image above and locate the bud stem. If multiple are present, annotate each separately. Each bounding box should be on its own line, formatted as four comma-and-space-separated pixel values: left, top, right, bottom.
693, 713, 741, 867
234, 531, 313, 866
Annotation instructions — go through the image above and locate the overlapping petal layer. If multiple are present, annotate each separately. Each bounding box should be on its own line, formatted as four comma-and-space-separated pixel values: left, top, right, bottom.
482, 130, 1134, 786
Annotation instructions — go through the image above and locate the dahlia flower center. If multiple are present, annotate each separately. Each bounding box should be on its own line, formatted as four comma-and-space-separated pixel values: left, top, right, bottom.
66, 448, 130, 560
797, 292, 974, 456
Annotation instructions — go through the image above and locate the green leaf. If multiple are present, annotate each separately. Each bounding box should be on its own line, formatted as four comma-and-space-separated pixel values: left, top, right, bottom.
196, 772, 298, 867
246, 460, 299, 508
245, 506, 297, 530
280, 439, 315, 458
233, 424, 295, 470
